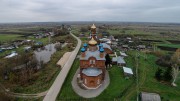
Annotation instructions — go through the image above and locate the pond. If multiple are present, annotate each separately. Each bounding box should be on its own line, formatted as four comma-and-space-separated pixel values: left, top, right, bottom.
34, 43, 57, 64
34, 43, 67, 64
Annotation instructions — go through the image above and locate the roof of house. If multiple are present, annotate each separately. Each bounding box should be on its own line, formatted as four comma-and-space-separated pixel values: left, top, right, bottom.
106, 40, 112, 44
120, 52, 128, 57
56, 52, 72, 67
102, 43, 112, 50
117, 56, 126, 64
122, 45, 129, 48
5, 52, 18, 58
82, 68, 102, 76
80, 50, 105, 60
141, 92, 161, 101
123, 67, 133, 75
138, 45, 146, 48
112, 57, 117, 62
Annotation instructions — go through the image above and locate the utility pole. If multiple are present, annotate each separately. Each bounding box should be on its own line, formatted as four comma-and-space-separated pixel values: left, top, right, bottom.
136, 52, 139, 101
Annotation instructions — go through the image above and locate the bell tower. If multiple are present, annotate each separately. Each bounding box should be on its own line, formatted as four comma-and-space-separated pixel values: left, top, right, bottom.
90, 24, 97, 40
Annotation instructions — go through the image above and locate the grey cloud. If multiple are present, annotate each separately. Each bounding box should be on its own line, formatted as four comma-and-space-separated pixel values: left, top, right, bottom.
0, 0, 180, 23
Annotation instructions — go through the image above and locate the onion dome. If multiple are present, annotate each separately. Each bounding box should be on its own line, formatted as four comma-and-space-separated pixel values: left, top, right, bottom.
83, 43, 88, 47
88, 37, 97, 45
99, 43, 103, 47
91, 24, 96, 29
81, 47, 86, 52
99, 47, 104, 52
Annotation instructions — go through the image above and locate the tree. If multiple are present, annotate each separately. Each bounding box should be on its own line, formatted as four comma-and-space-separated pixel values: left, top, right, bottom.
105, 54, 111, 69
155, 68, 163, 81
0, 92, 14, 101
171, 49, 180, 86
163, 67, 172, 82
80, 27, 88, 32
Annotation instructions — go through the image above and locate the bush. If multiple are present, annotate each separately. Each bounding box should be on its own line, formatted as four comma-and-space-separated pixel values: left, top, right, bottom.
155, 68, 163, 81
151, 51, 164, 57
155, 67, 172, 82
156, 54, 171, 67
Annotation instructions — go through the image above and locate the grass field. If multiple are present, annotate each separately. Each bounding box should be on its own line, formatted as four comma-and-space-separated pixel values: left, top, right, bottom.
157, 43, 180, 48
0, 34, 23, 42
121, 51, 180, 101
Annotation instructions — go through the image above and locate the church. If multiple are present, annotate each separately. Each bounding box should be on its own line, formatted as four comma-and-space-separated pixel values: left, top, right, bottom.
79, 24, 112, 89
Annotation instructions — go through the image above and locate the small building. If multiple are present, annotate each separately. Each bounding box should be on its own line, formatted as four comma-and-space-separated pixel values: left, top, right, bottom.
122, 45, 129, 51
99, 38, 110, 43
79, 33, 85, 37
106, 40, 112, 45
23, 39, 33, 45
126, 37, 131, 40
5, 51, 18, 58
0, 48, 3, 53
117, 56, 126, 66
122, 45, 129, 49
141, 92, 161, 101
120, 52, 128, 57
24, 46, 31, 52
101, 43, 113, 54
112, 57, 117, 64
137, 45, 146, 50
123, 67, 133, 77
57, 52, 72, 68
108, 35, 115, 41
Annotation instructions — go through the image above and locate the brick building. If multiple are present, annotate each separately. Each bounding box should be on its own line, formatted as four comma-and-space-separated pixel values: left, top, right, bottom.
79, 24, 107, 89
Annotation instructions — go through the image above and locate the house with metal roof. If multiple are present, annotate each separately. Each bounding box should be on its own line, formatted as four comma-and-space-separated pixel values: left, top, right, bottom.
117, 56, 126, 66
120, 52, 128, 57
101, 43, 113, 54
141, 92, 161, 101
123, 67, 133, 77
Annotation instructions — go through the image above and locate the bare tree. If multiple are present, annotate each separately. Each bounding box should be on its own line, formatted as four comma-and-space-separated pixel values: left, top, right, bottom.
171, 49, 180, 86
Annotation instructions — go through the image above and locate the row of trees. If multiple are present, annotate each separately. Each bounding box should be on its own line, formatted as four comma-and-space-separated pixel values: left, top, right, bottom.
155, 49, 180, 86
53, 25, 69, 36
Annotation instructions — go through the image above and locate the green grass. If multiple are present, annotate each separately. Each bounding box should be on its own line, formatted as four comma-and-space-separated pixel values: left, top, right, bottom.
121, 51, 180, 101
157, 43, 180, 48
0, 34, 23, 42
57, 59, 81, 100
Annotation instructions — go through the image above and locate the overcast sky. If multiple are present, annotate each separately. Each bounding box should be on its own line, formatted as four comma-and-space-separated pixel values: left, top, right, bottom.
0, 0, 180, 23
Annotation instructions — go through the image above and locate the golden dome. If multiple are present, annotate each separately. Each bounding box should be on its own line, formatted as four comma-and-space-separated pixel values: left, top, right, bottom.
88, 37, 97, 45
91, 24, 96, 29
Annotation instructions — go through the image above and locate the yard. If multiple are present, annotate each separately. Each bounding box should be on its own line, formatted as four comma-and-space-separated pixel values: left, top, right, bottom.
57, 49, 180, 101
122, 51, 180, 101
57, 58, 134, 101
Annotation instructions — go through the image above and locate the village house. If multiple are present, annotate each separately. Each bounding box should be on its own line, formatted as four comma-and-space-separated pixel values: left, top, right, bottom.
141, 92, 161, 101
117, 56, 126, 66
123, 66, 133, 77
